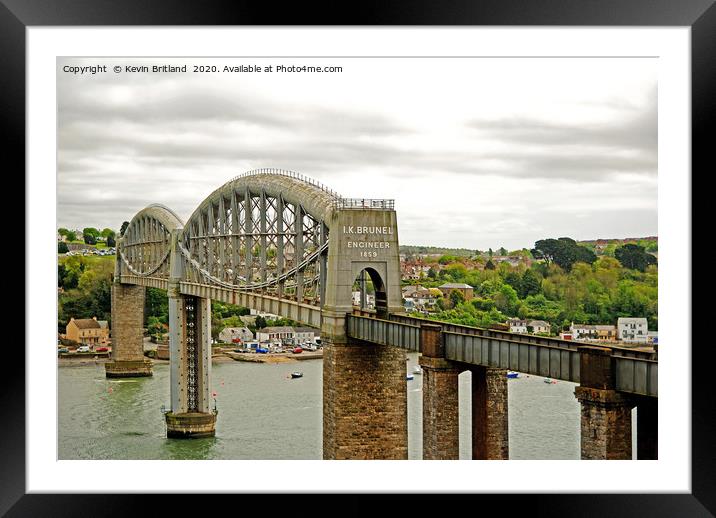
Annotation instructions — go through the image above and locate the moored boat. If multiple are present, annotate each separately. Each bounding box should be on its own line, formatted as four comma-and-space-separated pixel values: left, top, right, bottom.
507, 371, 519, 379
413, 366, 423, 375
291, 372, 303, 379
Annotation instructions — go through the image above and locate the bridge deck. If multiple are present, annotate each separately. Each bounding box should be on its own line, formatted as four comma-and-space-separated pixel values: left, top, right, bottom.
346, 313, 657, 397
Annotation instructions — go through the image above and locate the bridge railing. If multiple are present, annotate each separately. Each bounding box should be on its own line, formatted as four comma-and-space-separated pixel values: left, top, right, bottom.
345, 314, 657, 397
231, 168, 343, 199
443, 330, 580, 384
614, 356, 658, 397
334, 198, 395, 210
388, 313, 656, 360
346, 314, 420, 351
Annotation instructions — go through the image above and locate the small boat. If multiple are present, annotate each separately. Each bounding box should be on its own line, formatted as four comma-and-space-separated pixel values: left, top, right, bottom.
507, 371, 519, 379
406, 374, 414, 381
413, 366, 423, 375
544, 378, 557, 384
291, 372, 303, 379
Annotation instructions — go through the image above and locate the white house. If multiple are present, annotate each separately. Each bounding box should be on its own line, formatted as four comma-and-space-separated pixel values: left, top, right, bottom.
618, 317, 649, 343
507, 318, 527, 334
219, 327, 254, 344
256, 326, 295, 343
528, 320, 551, 335
294, 327, 318, 343
570, 323, 598, 341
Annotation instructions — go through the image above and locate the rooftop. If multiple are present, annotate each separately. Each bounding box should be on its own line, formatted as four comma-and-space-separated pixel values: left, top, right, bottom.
260, 326, 296, 333
69, 318, 101, 330
439, 283, 473, 289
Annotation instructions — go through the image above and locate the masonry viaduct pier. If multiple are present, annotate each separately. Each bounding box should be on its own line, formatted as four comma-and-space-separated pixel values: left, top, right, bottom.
108, 169, 658, 459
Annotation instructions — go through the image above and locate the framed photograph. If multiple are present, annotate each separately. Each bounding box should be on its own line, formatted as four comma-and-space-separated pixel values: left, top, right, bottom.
9, 0, 712, 513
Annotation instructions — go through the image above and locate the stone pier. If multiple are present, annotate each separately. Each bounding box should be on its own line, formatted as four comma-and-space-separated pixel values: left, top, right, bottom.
419, 324, 460, 459
470, 366, 509, 459
574, 346, 634, 459
322, 334, 408, 459
105, 283, 152, 378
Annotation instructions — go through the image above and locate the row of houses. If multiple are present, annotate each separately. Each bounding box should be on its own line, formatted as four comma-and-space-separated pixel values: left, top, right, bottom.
400, 283, 476, 312
562, 318, 656, 344
506, 319, 552, 335
505, 317, 656, 344
218, 325, 319, 345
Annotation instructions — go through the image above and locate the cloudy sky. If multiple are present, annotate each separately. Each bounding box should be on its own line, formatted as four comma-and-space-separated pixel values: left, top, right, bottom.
57, 57, 657, 250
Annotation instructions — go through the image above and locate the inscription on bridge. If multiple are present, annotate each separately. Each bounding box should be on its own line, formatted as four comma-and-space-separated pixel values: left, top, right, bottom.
343, 225, 395, 258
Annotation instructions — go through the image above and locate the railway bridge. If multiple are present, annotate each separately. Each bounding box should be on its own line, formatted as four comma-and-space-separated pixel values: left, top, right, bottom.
109, 169, 657, 460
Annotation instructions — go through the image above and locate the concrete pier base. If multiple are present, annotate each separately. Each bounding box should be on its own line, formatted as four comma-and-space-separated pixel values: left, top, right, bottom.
105, 359, 153, 378
165, 412, 217, 438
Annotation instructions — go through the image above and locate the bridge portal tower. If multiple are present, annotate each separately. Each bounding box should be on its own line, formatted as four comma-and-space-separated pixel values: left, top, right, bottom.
321, 200, 408, 459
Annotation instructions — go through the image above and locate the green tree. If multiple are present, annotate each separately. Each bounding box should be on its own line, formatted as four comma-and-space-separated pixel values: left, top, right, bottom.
120, 221, 130, 236
503, 271, 522, 293
211, 313, 224, 343
83, 227, 100, 238
449, 289, 465, 308
83, 233, 97, 245
485, 259, 495, 270
66, 231, 77, 242
58, 241, 69, 254
255, 315, 267, 329
532, 237, 596, 272
520, 269, 541, 298
101, 228, 115, 238
145, 288, 168, 324
498, 247, 508, 256
106, 235, 116, 247
615, 243, 657, 272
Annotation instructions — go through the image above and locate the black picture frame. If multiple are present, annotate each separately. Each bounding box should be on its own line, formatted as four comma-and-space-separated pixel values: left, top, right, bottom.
7, 0, 711, 514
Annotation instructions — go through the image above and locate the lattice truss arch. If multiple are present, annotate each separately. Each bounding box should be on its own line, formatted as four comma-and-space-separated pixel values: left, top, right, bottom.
119, 204, 183, 279
179, 170, 335, 306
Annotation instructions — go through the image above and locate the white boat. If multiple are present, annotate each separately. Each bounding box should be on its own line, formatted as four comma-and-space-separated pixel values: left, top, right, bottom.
406, 374, 414, 381
412, 366, 423, 375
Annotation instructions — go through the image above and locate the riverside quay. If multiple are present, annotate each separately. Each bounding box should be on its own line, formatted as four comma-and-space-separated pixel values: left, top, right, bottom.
108, 168, 657, 459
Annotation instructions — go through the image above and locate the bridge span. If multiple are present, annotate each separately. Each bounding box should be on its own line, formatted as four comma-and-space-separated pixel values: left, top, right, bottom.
108, 169, 657, 460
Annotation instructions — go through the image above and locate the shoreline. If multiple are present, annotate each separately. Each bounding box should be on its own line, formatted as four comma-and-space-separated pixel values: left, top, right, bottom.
58, 351, 323, 367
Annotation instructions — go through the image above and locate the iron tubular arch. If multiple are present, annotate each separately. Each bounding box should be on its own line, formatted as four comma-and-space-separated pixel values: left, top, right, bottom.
178, 170, 336, 305
119, 204, 184, 278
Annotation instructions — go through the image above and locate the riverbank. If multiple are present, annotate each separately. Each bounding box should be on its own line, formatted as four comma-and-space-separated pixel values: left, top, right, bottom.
58, 349, 323, 367
222, 351, 323, 363
58, 357, 172, 367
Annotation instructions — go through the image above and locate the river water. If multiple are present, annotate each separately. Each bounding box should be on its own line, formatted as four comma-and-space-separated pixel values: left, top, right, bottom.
58, 353, 635, 460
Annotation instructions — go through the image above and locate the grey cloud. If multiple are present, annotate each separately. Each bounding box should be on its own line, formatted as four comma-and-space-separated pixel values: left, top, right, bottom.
56, 61, 658, 247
